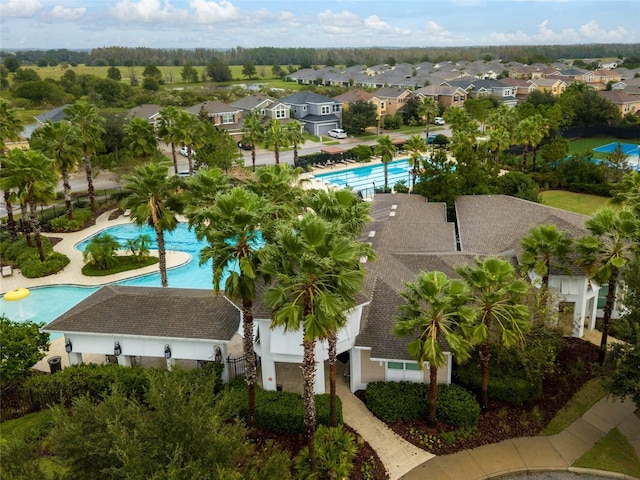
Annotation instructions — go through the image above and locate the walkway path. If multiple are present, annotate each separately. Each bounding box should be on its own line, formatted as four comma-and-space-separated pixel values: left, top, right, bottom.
336, 381, 434, 480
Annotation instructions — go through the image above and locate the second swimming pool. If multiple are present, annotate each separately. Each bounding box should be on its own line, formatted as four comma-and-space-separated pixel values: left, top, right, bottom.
313, 158, 413, 192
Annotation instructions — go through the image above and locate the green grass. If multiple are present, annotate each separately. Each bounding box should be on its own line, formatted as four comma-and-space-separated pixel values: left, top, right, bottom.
542, 378, 608, 435
541, 190, 611, 216
0, 409, 55, 442
574, 428, 640, 477
568, 137, 640, 160
81, 255, 158, 276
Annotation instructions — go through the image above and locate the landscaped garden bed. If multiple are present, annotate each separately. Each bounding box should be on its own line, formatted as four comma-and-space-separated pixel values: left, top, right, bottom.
356, 337, 600, 456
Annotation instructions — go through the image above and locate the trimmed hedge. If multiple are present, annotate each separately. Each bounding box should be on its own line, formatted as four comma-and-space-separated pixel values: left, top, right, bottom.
49, 208, 94, 232
20, 251, 70, 278
365, 381, 480, 428
231, 383, 341, 433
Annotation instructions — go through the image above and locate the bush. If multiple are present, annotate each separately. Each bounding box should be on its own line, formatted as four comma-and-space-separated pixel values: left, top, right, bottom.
49, 208, 94, 232
3, 236, 52, 262
365, 381, 426, 422
566, 182, 612, 197
348, 144, 374, 162
294, 425, 358, 480
393, 179, 410, 193
19, 251, 70, 278
436, 384, 480, 429
231, 383, 341, 433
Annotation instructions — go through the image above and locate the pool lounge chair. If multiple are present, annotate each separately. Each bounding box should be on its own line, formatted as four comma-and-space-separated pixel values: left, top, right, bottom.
1, 265, 13, 277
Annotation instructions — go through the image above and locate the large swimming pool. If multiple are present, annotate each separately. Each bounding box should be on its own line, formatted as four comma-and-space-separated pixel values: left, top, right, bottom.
313, 158, 413, 193
0, 223, 218, 337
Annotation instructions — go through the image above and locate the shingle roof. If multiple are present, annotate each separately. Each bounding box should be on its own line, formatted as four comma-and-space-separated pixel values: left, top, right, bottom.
187, 100, 239, 115
281, 91, 337, 105
35, 105, 69, 124
44, 286, 241, 341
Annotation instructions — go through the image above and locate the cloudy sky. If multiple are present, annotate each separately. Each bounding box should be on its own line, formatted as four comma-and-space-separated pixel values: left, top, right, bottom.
1, 0, 638, 50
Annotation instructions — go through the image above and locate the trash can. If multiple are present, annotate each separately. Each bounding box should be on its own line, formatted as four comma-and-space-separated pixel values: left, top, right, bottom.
47, 356, 62, 374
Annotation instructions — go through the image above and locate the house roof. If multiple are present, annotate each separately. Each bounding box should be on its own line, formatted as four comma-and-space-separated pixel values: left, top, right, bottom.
373, 87, 411, 99
333, 89, 375, 103
598, 90, 640, 104
126, 104, 163, 121
281, 91, 336, 105
34, 105, 69, 125
44, 286, 241, 341
230, 95, 276, 111
187, 100, 239, 116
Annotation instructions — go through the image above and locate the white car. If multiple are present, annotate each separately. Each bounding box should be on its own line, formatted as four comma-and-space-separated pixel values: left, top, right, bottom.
327, 128, 347, 139
433, 117, 445, 126
178, 146, 195, 157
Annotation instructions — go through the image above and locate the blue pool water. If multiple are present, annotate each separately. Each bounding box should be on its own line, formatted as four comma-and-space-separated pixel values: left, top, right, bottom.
592, 142, 640, 155
313, 158, 413, 192
0, 223, 218, 337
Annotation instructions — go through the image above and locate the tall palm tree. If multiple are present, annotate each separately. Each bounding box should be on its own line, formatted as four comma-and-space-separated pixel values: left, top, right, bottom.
175, 112, 206, 176
64, 101, 105, 212
528, 114, 549, 172
124, 118, 158, 165
192, 188, 270, 428
0, 99, 24, 241
577, 208, 637, 365
418, 97, 439, 138
241, 111, 264, 171
404, 134, 427, 189
2, 149, 57, 261
394, 271, 476, 425
123, 163, 183, 287
610, 172, 640, 217
30, 120, 82, 220
156, 106, 182, 175
520, 224, 573, 291
303, 188, 374, 426
261, 214, 366, 474
285, 120, 308, 168
375, 135, 397, 191
456, 257, 530, 409
263, 119, 288, 165
484, 127, 511, 164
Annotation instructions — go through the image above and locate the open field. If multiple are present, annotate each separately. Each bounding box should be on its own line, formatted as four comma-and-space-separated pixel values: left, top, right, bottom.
541, 190, 610, 216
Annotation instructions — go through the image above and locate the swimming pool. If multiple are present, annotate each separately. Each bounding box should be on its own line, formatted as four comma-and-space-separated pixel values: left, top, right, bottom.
0, 223, 219, 337
313, 158, 413, 193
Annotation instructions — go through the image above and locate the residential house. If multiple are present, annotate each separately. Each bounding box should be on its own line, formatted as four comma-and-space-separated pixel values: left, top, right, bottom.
372, 87, 412, 116
412, 84, 468, 108
332, 89, 386, 119
529, 78, 567, 96
187, 100, 244, 138
230, 94, 291, 121
444, 78, 518, 107
126, 104, 163, 128
582, 69, 623, 89
44, 194, 601, 394
597, 91, 640, 116
34, 104, 69, 126
496, 78, 535, 98
281, 91, 342, 136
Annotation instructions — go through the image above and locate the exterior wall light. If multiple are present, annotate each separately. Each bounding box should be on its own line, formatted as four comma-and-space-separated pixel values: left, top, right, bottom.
114, 341, 122, 356
65, 338, 72, 353
164, 344, 172, 360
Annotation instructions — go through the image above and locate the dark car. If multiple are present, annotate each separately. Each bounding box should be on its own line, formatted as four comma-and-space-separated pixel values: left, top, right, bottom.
238, 141, 253, 150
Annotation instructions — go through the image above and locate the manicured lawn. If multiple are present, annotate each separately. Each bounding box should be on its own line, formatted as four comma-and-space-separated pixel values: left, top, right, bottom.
542, 378, 607, 435
0, 409, 54, 442
574, 428, 640, 477
541, 190, 610, 216
568, 137, 640, 160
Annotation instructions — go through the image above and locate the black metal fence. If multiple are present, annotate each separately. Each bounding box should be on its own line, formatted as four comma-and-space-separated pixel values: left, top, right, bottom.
226, 354, 247, 382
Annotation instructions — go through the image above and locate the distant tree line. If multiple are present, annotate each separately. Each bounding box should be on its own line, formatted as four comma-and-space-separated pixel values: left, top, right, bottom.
2, 43, 640, 69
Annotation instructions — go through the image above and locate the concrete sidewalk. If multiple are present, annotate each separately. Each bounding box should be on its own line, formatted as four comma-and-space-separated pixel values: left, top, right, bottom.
399, 396, 639, 480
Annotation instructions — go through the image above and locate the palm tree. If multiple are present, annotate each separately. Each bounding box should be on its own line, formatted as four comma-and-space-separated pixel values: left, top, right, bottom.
123, 163, 183, 287
577, 208, 637, 365
175, 112, 206, 176
192, 188, 270, 428
241, 111, 264, 171
456, 257, 530, 409
30, 120, 82, 220
520, 224, 573, 291
2, 149, 57, 261
484, 127, 511, 164
610, 171, 640, 216
64, 101, 105, 212
418, 97, 439, 137
83, 233, 121, 270
124, 118, 158, 164
394, 271, 476, 425
261, 214, 366, 474
303, 188, 374, 426
0, 99, 24, 241
156, 106, 182, 175
404, 134, 427, 189
263, 119, 288, 165
528, 114, 549, 172
375, 135, 397, 191
285, 121, 308, 168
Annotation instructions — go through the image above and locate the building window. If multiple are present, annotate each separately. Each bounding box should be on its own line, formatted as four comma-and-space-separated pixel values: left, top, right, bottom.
460, 95, 465, 101
221, 112, 234, 124
405, 363, 421, 371
275, 109, 287, 119
387, 362, 403, 370
321, 105, 330, 115
454, 96, 459, 102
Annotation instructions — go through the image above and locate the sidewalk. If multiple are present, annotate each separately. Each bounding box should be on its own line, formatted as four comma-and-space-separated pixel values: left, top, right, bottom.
399, 395, 639, 480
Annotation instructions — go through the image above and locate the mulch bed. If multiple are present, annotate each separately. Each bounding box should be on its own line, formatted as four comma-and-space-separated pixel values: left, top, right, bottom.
379, 338, 599, 456
249, 424, 388, 480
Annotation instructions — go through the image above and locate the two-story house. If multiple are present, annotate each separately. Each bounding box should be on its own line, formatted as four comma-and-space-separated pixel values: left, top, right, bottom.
230, 94, 292, 122
186, 100, 243, 139
372, 87, 412, 116
443, 78, 518, 107
281, 91, 342, 137
412, 85, 468, 108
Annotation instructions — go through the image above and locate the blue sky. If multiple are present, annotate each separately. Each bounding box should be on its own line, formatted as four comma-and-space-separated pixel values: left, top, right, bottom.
1, 0, 638, 50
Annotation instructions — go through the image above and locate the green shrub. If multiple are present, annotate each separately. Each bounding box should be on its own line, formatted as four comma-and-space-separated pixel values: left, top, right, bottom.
393, 179, 410, 193
365, 381, 426, 422
349, 144, 374, 162
436, 384, 480, 429
294, 425, 358, 480
3, 236, 52, 262
19, 252, 70, 278
49, 208, 94, 232
231, 383, 341, 433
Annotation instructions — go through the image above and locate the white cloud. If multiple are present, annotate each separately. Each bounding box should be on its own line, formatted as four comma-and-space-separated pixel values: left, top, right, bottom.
189, 0, 239, 23
489, 19, 630, 44
318, 9, 362, 28
110, 0, 188, 23
47, 5, 86, 21
0, 0, 43, 18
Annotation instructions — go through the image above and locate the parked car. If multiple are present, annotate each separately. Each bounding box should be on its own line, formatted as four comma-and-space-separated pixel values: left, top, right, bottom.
433, 117, 445, 126
427, 134, 437, 144
238, 141, 253, 150
327, 128, 347, 139
178, 146, 195, 157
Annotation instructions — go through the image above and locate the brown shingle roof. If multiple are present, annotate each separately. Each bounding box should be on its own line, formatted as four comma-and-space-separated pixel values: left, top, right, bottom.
44, 286, 241, 341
